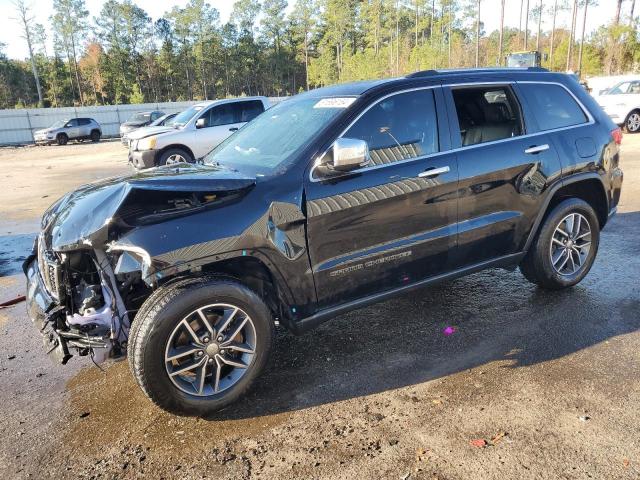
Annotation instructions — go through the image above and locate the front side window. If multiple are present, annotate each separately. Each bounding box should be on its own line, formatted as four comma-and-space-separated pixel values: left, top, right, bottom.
343, 89, 439, 166
519, 83, 588, 131
451, 86, 523, 147
66, 119, 78, 127
607, 82, 630, 95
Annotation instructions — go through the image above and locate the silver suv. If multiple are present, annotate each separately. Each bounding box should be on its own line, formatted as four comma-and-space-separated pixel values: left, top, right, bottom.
34, 118, 102, 145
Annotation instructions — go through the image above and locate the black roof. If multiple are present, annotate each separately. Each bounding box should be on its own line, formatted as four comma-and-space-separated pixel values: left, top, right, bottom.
299, 67, 566, 99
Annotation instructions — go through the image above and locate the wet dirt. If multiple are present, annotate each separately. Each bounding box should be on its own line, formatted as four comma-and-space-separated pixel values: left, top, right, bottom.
1, 137, 639, 479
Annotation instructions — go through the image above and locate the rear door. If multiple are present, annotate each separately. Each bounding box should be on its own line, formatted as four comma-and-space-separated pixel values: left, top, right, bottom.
305, 86, 459, 309
516, 81, 601, 179
443, 82, 562, 267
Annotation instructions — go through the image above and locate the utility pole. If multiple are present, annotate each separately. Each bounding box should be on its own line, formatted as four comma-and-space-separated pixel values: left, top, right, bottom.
476, 0, 481, 68
549, 0, 558, 67
567, 0, 578, 71
498, 0, 505, 66
524, 0, 530, 50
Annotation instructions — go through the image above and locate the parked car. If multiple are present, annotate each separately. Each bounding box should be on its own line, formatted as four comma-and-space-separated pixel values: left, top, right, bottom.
121, 112, 178, 146
24, 68, 623, 416
33, 118, 102, 145
128, 97, 269, 169
119, 111, 165, 143
596, 78, 640, 133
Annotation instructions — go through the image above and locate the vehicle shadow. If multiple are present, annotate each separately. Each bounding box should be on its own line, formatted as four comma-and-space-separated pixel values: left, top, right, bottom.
208, 210, 640, 421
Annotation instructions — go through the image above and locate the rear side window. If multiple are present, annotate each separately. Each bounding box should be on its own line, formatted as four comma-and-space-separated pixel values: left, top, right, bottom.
343, 89, 439, 166
519, 83, 588, 130
78, 118, 90, 126
451, 85, 523, 147
239, 100, 264, 123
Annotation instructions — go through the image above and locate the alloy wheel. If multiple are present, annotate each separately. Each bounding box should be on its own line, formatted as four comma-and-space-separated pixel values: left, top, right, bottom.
165, 153, 186, 165
627, 113, 640, 133
164, 303, 257, 396
549, 212, 592, 276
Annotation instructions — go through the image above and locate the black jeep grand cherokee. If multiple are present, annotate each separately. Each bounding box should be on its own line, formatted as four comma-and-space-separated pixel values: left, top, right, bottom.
25, 68, 623, 416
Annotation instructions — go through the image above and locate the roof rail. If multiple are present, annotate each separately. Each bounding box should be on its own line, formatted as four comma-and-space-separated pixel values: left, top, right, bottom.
406, 67, 549, 78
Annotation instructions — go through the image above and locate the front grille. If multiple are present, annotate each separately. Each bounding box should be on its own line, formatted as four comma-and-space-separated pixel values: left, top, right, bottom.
37, 235, 63, 300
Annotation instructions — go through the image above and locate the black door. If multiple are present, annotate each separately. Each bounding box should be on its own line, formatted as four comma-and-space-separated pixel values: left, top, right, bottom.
305, 87, 459, 310
443, 83, 562, 268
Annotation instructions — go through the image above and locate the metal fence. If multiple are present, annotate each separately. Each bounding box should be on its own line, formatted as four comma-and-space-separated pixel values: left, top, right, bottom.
0, 98, 286, 145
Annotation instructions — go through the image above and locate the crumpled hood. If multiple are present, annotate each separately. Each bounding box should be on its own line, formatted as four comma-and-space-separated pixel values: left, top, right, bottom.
42, 163, 256, 251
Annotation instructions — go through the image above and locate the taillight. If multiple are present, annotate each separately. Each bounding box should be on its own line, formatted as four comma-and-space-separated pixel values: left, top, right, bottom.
611, 127, 623, 145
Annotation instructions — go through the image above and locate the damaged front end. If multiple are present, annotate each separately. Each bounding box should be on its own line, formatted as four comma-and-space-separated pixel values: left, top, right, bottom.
24, 163, 256, 365
25, 237, 139, 364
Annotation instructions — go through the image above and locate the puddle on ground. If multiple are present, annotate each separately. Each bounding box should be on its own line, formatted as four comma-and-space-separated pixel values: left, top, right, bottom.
61, 361, 288, 459
0, 233, 35, 277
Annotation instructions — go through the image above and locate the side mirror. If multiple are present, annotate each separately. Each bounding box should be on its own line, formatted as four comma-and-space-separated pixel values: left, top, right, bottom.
326, 138, 370, 172
195, 118, 206, 129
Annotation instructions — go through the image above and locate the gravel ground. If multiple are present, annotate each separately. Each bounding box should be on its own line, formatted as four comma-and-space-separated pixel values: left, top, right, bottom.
0, 136, 638, 479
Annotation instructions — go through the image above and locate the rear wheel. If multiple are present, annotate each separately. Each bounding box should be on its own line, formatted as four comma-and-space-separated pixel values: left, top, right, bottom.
625, 110, 640, 133
56, 133, 68, 145
130, 278, 274, 416
90, 130, 101, 142
157, 148, 193, 166
520, 198, 600, 289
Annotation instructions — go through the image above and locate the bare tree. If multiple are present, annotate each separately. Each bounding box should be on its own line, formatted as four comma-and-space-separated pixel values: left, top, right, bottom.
498, 0, 505, 65
536, 0, 543, 51
630, 0, 636, 26
615, 0, 623, 24
577, 0, 589, 76
12, 0, 43, 106
549, 0, 558, 65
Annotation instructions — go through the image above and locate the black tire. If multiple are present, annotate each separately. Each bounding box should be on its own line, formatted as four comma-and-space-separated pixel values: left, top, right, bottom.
624, 110, 640, 133
90, 130, 101, 142
130, 277, 274, 416
520, 198, 600, 289
157, 148, 193, 166
56, 133, 68, 146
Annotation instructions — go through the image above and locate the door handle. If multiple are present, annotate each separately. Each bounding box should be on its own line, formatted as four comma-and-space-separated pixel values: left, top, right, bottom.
524, 144, 549, 154
418, 165, 450, 178
229, 127, 239, 132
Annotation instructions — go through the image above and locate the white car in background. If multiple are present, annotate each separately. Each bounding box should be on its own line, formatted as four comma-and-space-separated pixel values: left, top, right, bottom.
123, 112, 179, 147
596, 78, 640, 133
128, 97, 270, 169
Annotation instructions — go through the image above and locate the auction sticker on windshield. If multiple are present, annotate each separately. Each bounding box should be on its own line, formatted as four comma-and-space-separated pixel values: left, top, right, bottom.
314, 98, 356, 109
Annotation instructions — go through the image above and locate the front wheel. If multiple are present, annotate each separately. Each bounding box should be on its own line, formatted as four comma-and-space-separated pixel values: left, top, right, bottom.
130, 278, 274, 416
520, 198, 600, 289
157, 148, 193, 166
56, 133, 68, 146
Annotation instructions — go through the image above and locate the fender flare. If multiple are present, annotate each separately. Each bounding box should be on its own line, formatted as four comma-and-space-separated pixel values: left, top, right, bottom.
522, 172, 608, 253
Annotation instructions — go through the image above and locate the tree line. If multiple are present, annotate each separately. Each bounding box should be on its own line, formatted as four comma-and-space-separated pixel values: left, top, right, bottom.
1, 0, 638, 110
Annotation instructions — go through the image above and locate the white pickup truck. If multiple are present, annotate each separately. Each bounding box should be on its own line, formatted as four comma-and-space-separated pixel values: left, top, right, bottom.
128, 97, 270, 168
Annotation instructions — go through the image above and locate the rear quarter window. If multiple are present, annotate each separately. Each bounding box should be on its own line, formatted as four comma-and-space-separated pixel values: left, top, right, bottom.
519, 83, 588, 130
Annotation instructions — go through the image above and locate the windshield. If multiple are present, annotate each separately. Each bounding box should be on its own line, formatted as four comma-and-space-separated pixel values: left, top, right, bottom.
172, 106, 204, 127
128, 112, 151, 123
49, 120, 68, 129
204, 97, 351, 175
152, 113, 177, 127
605, 82, 630, 95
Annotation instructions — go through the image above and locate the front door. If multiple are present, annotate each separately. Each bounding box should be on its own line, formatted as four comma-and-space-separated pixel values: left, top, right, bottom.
305, 87, 459, 309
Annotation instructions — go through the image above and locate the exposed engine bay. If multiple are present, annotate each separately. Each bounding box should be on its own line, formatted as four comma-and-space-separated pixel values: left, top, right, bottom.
35, 244, 149, 364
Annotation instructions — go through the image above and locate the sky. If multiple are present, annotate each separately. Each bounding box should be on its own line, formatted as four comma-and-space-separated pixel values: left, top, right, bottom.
0, 0, 625, 61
